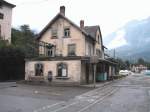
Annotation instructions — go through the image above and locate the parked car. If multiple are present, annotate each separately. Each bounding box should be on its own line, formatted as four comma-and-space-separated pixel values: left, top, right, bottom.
143, 70, 150, 76
119, 70, 130, 76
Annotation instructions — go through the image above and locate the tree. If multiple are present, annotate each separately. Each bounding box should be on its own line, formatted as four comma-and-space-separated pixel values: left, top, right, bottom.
125, 60, 130, 70
0, 40, 8, 48
11, 25, 38, 58
137, 58, 145, 65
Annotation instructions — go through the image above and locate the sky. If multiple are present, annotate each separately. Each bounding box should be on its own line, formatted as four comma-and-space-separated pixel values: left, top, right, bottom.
7, 0, 150, 48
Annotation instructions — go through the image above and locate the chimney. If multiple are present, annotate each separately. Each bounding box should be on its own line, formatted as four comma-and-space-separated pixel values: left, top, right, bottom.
60, 6, 65, 16
80, 20, 84, 29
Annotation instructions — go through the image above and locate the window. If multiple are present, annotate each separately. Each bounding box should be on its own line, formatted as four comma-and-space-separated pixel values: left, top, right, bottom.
0, 13, 4, 19
35, 63, 44, 76
68, 44, 76, 56
57, 63, 68, 77
39, 46, 44, 55
47, 49, 53, 56
46, 47, 55, 57
46, 44, 55, 57
64, 28, 70, 37
51, 28, 57, 38
39, 42, 45, 55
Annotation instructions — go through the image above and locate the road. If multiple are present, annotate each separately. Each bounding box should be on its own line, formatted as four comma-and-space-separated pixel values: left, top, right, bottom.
0, 73, 150, 112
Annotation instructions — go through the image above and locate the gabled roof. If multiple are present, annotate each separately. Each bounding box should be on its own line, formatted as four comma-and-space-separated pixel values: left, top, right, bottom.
1, 0, 16, 8
84, 25, 103, 46
37, 13, 99, 41
84, 26, 99, 40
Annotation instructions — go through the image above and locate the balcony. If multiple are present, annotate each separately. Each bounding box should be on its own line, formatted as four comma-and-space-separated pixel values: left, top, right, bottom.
38, 41, 55, 57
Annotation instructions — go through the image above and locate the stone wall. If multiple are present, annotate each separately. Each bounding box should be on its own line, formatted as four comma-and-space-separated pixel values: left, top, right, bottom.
25, 60, 82, 83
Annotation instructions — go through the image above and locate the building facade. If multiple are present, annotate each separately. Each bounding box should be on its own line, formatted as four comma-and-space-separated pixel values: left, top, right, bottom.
0, 0, 15, 43
131, 64, 147, 73
25, 6, 116, 85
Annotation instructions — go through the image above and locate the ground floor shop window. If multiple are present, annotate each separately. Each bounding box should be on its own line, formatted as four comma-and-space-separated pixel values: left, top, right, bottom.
35, 63, 44, 76
57, 63, 68, 77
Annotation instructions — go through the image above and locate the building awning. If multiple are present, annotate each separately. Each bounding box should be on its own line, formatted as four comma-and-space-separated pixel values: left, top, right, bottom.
98, 58, 117, 65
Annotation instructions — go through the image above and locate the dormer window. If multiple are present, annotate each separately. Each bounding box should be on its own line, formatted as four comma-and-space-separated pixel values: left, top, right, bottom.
64, 27, 70, 37
0, 13, 4, 19
51, 28, 57, 38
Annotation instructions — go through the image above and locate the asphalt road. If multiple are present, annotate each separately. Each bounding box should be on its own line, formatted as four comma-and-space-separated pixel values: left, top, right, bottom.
0, 73, 150, 112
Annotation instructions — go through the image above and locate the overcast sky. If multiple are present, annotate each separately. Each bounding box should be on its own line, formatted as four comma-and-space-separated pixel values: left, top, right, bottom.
7, 0, 150, 48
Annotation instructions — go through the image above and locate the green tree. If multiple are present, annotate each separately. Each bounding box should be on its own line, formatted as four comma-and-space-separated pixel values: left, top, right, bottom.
12, 25, 38, 58
137, 58, 145, 65
0, 40, 8, 48
125, 60, 130, 70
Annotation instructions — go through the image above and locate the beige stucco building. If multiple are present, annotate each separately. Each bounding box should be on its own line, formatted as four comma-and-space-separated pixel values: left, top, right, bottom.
0, 0, 15, 43
25, 6, 117, 85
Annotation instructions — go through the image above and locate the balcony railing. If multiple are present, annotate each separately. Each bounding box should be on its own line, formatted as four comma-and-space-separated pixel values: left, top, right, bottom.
38, 41, 55, 57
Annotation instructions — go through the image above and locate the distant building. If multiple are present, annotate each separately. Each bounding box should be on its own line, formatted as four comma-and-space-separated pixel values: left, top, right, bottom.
0, 0, 15, 43
131, 64, 147, 73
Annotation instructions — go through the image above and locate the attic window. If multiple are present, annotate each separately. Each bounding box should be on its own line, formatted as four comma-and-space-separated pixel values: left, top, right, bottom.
0, 13, 4, 19
64, 28, 70, 37
51, 28, 57, 38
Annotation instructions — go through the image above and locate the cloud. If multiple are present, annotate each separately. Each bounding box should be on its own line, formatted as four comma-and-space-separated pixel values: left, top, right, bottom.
107, 30, 127, 49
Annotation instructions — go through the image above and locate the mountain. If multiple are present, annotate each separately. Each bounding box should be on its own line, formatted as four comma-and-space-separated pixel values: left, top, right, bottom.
104, 17, 150, 61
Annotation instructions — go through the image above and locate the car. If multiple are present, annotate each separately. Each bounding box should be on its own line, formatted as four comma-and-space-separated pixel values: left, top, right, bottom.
143, 70, 150, 76
119, 70, 130, 76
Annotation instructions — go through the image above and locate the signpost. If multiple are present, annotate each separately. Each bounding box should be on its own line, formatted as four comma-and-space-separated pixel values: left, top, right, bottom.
90, 55, 99, 88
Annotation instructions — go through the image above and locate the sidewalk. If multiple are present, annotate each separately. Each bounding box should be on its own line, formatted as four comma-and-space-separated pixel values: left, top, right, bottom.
81, 81, 113, 88
81, 77, 126, 88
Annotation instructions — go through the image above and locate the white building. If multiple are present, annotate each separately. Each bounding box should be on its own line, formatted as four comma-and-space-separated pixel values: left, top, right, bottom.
0, 0, 15, 43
